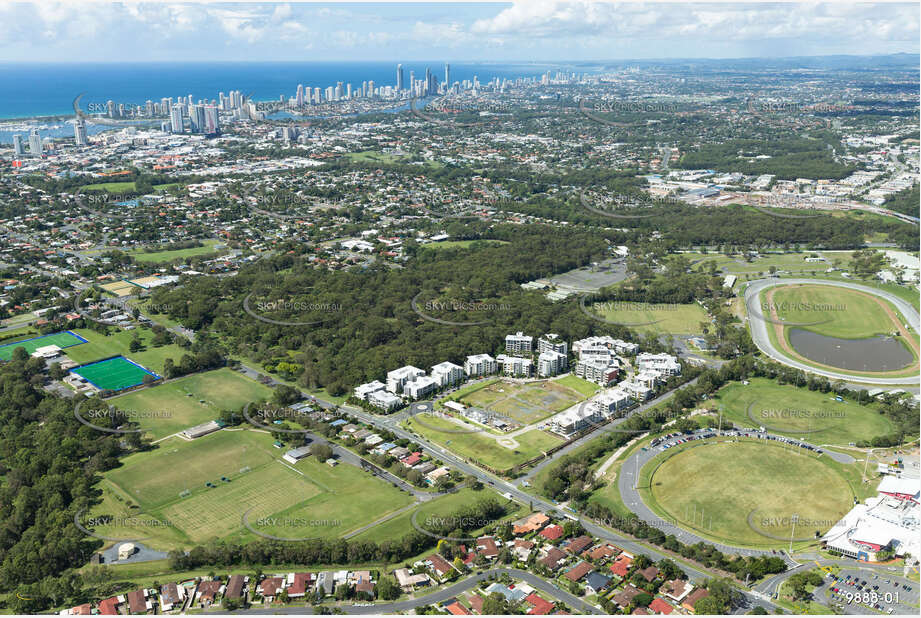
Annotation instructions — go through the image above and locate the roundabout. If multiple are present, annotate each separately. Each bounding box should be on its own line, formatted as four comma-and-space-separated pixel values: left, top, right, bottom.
619, 430, 858, 554
744, 278, 920, 386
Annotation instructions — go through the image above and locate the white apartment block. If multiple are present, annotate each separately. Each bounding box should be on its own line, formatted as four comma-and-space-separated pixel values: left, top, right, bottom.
464, 353, 498, 377
431, 361, 465, 387
620, 379, 653, 401
505, 331, 533, 356
575, 358, 620, 387
537, 350, 568, 377
572, 335, 638, 357
368, 389, 402, 411
354, 380, 386, 401
538, 333, 567, 355
595, 388, 633, 415
404, 375, 439, 400
387, 366, 425, 393
497, 354, 532, 377
636, 353, 681, 377
550, 404, 603, 436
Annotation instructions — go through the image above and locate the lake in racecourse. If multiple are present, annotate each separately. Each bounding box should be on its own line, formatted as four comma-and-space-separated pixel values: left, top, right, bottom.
789, 328, 914, 372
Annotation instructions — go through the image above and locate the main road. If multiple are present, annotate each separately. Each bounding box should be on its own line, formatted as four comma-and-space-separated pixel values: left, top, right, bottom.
743, 278, 920, 386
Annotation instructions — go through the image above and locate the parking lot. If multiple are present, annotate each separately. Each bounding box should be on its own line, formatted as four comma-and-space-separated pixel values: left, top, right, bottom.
822, 568, 918, 615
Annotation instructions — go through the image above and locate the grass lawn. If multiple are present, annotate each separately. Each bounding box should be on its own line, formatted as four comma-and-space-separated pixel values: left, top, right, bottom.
96, 429, 411, 548
590, 299, 709, 336
640, 439, 855, 549
404, 415, 563, 472
768, 283, 906, 340
80, 181, 137, 193
554, 374, 601, 398
709, 378, 894, 446
64, 327, 186, 376
109, 368, 275, 440
352, 487, 525, 543
458, 378, 586, 425
130, 239, 225, 263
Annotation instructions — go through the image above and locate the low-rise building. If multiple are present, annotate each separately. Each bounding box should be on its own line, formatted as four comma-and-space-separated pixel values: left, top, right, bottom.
496, 354, 532, 377
537, 350, 567, 377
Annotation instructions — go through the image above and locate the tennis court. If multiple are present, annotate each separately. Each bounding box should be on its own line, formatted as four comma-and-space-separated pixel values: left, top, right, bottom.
70, 356, 160, 391
0, 330, 87, 361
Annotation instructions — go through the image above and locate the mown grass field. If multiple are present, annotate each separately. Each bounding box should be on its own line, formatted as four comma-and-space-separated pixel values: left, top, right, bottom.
590, 300, 709, 336
426, 240, 510, 250
129, 239, 224, 263
641, 439, 854, 548
768, 283, 904, 339
352, 487, 524, 543
709, 378, 893, 446
95, 430, 411, 548
458, 378, 586, 425
109, 368, 275, 440
65, 327, 186, 376
404, 415, 563, 471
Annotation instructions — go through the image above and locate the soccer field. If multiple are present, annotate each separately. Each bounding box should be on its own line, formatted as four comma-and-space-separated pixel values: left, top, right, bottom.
71, 356, 160, 391
97, 430, 413, 547
0, 330, 87, 361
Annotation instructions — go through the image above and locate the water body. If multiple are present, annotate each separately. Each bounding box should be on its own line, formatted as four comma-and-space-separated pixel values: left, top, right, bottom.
0, 61, 566, 120
789, 328, 914, 372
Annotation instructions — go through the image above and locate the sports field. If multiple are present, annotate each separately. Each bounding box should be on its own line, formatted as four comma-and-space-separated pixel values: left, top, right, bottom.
590, 300, 709, 335
768, 284, 905, 339
65, 327, 186, 376
98, 430, 412, 547
71, 356, 159, 391
0, 330, 86, 361
404, 414, 563, 472
641, 440, 854, 548
710, 378, 894, 446
110, 368, 275, 440
458, 378, 586, 425
129, 240, 224, 263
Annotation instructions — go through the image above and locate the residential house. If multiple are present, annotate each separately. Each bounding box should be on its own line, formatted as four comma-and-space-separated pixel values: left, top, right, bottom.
476, 536, 499, 560
610, 553, 634, 579
512, 539, 535, 561
564, 561, 593, 582
195, 581, 223, 607
159, 583, 185, 612
538, 546, 567, 571
97, 598, 120, 615
225, 575, 245, 601
513, 512, 549, 535
585, 571, 612, 595
257, 577, 285, 602
126, 589, 150, 615
394, 568, 431, 592
425, 554, 456, 580
524, 593, 555, 615
639, 566, 660, 583
565, 535, 593, 555
539, 524, 564, 541
613, 584, 643, 610
286, 573, 313, 598
660, 579, 693, 604
681, 589, 710, 613
648, 598, 675, 615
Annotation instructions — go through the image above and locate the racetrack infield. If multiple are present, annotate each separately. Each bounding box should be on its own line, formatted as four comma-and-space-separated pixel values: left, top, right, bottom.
641, 440, 853, 548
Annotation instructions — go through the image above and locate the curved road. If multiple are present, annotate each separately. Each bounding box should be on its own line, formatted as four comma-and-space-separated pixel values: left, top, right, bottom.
744, 278, 920, 386
618, 430, 852, 560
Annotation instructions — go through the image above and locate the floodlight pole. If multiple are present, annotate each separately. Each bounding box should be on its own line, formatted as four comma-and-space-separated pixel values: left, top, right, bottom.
789, 513, 798, 554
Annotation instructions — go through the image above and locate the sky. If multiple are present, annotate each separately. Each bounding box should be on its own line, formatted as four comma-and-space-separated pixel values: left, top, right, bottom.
0, 1, 918, 63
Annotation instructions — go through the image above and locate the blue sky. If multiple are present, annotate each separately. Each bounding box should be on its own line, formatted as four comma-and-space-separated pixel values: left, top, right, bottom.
1, 1, 918, 63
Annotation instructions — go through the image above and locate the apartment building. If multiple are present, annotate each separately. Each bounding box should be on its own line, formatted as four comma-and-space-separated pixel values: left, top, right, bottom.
404, 375, 439, 400
538, 333, 567, 355
575, 358, 620, 387
497, 354, 532, 377
505, 331, 533, 356
431, 361, 465, 387
464, 353, 498, 377
636, 353, 681, 376
538, 350, 568, 377
386, 366, 425, 393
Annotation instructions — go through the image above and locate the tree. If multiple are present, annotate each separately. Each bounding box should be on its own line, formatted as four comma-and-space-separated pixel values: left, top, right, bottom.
376, 576, 400, 601
695, 596, 724, 615
481, 593, 509, 615
129, 337, 142, 353
273, 384, 301, 405
310, 442, 333, 461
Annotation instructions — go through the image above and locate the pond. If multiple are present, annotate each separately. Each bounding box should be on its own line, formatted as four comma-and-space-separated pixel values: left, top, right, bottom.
789, 328, 914, 372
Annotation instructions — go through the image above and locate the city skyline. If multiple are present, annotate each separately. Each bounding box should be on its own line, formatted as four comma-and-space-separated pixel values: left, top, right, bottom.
0, 2, 917, 63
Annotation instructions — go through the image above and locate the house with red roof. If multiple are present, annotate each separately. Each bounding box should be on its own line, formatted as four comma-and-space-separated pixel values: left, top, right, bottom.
648, 598, 674, 615
257, 577, 285, 602
445, 600, 471, 615
563, 561, 593, 582
525, 593, 555, 615
286, 573, 314, 598
610, 554, 633, 578
540, 524, 564, 541
97, 597, 120, 616
126, 589, 150, 615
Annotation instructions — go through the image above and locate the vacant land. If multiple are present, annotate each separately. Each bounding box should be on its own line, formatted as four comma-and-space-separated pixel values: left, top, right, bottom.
554, 374, 601, 398
98, 430, 411, 547
642, 440, 853, 548
591, 300, 709, 336
426, 240, 510, 250
65, 327, 186, 376
710, 378, 893, 445
80, 181, 137, 193
130, 240, 224, 263
404, 414, 563, 471
110, 368, 275, 440
351, 487, 524, 543
459, 378, 586, 425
